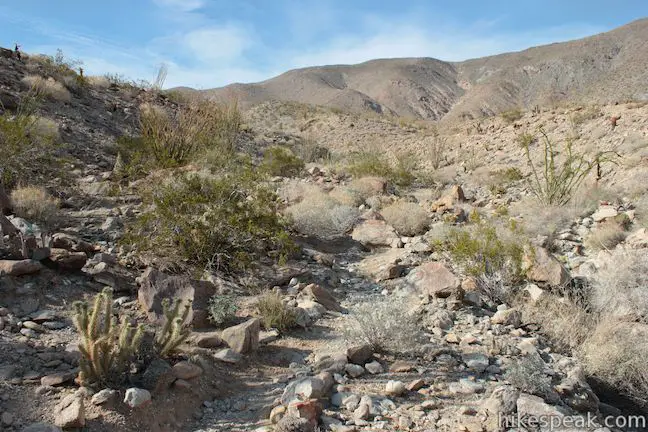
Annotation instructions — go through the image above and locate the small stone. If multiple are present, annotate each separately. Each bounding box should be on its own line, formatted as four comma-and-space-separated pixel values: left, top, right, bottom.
462, 353, 490, 373
353, 402, 371, 421
344, 363, 365, 378
172, 361, 203, 380
385, 380, 406, 396
269, 405, 286, 424
54, 394, 85, 428
346, 344, 373, 364
91, 389, 117, 406
193, 332, 223, 348
23, 321, 47, 332
213, 348, 242, 363
173, 379, 192, 391
123, 388, 151, 409
491, 308, 522, 327
407, 379, 426, 391
365, 361, 383, 374
445, 333, 460, 344
41, 372, 75, 387
2, 411, 13, 425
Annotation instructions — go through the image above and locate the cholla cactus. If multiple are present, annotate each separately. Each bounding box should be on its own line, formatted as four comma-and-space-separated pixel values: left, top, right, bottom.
72, 287, 144, 385
154, 297, 192, 357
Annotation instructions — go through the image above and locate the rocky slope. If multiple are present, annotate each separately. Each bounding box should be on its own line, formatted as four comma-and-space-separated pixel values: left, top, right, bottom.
2, 45, 648, 432
204, 18, 648, 120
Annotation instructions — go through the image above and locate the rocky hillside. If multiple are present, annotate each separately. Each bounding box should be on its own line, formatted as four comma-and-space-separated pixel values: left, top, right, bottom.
205, 18, 648, 120
2, 44, 648, 432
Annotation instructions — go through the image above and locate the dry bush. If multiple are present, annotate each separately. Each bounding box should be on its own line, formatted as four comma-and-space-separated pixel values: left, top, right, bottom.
329, 187, 364, 207
256, 291, 296, 332
21, 75, 72, 102
285, 194, 359, 240
380, 202, 429, 236
584, 222, 627, 251
10, 186, 60, 226
510, 199, 584, 239
504, 353, 552, 397
277, 180, 324, 205
342, 296, 423, 353
87, 75, 111, 89
348, 177, 387, 199
590, 249, 648, 320
579, 321, 648, 406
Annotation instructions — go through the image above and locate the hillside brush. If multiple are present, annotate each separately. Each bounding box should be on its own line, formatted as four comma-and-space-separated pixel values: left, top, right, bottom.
154, 297, 192, 357
72, 287, 144, 386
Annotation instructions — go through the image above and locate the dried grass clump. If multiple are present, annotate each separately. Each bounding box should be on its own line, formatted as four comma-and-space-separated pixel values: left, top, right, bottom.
277, 180, 324, 205
285, 194, 359, 240
10, 186, 60, 226
87, 75, 111, 89
342, 296, 423, 353
21, 75, 72, 102
584, 222, 627, 251
380, 202, 429, 236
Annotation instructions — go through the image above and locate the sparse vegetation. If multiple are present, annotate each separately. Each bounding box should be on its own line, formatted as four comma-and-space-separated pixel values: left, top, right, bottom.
21, 75, 72, 102
425, 128, 448, 169
342, 296, 423, 353
571, 105, 602, 125
585, 221, 627, 251
380, 202, 429, 236
256, 291, 297, 332
10, 186, 59, 227
286, 193, 359, 240
207, 294, 239, 327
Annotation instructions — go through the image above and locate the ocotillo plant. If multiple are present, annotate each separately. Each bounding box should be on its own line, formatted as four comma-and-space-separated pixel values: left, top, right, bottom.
72, 287, 144, 385
155, 297, 192, 357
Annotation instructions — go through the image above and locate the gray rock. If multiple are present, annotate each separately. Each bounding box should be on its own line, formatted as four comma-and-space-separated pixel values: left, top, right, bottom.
344, 363, 365, 378
213, 348, 242, 363
21, 424, 63, 432
365, 360, 383, 374
405, 261, 460, 298
347, 344, 373, 364
221, 318, 260, 354
91, 389, 117, 406
54, 394, 85, 428
462, 353, 490, 373
385, 380, 406, 396
123, 388, 151, 408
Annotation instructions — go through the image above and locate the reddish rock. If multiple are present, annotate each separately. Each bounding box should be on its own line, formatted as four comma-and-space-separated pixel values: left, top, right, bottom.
0, 259, 42, 276
49, 249, 87, 271
301, 284, 343, 312
406, 261, 460, 297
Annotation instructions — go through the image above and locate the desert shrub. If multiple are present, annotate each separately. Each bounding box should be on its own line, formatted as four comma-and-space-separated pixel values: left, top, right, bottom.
342, 296, 423, 353
292, 137, 330, 163
505, 353, 552, 397
521, 129, 618, 206
207, 294, 239, 327
439, 222, 525, 283
380, 202, 429, 236
124, 99, 241, 172
516, 132, 536, 148
256, 291, 296, 332
346, 151, 393, 179
125, 167, 294, 273
329, 187, 364, 207
260, 146, 305, 177
584, 222, 627, 251
0, 101, 63, 187
579, 321, 648, 406
285, 194, 359, 240
571, 106, 602, 125
277, 180, 323, 205
425, 129, 448, 169
87, 75, 111, 89
21, 75, 72, 102
391, 153, 418, 187
10, 186, 59, 226
589, 249, 648, 320
501, 109, 523, 123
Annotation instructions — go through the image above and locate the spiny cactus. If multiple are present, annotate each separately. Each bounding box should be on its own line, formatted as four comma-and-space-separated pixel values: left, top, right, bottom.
72, 287, 144, 385
154, 297, 192, 357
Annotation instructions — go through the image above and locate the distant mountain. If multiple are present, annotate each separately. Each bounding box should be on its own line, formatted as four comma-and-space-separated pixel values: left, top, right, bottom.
198, 18, 648, 120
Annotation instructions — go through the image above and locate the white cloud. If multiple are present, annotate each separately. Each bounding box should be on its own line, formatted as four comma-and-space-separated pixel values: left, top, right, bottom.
184, 25, 253, 63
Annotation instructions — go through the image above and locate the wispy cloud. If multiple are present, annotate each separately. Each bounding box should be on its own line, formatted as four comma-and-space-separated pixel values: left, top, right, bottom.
0, 1, 608, 89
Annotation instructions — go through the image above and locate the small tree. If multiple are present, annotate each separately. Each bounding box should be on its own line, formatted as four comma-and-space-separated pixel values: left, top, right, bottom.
521, 128, 618, 206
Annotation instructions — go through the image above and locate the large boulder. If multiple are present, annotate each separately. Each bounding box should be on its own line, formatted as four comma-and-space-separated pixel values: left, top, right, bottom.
431, 185, 465, 213
523, 246, 570, 287
405, 261, 460, 297
49, 249, 87, 271
137, 267, 216, 328
351, 219, 399, 248
221, 318, 260, 354
0, 259, 42, 276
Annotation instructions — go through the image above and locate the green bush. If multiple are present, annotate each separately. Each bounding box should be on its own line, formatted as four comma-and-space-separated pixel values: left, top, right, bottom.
0, 94, 63, 187
346, 151, 393, 179
256, 291, 296, 332
439, 222, 524, 281
124, 165, 295, 273
260, 146, 305, 177
501, 109, 523, 123
207, 294, 239, 327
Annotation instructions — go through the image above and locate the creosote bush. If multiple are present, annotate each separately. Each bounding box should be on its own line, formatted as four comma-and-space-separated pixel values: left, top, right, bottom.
207, 294, 239, 327
125, 167, 294, 273
501, 109, 523, 123
256, 290, 297, 332
342, 296, 423, 353
260, 146, 305, 177
10, 186, 59, 227
285, 193, 359, 240
345, 151, 424, 187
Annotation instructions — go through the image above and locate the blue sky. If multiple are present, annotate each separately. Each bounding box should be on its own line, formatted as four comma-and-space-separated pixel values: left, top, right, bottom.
0, 1, 646, 89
